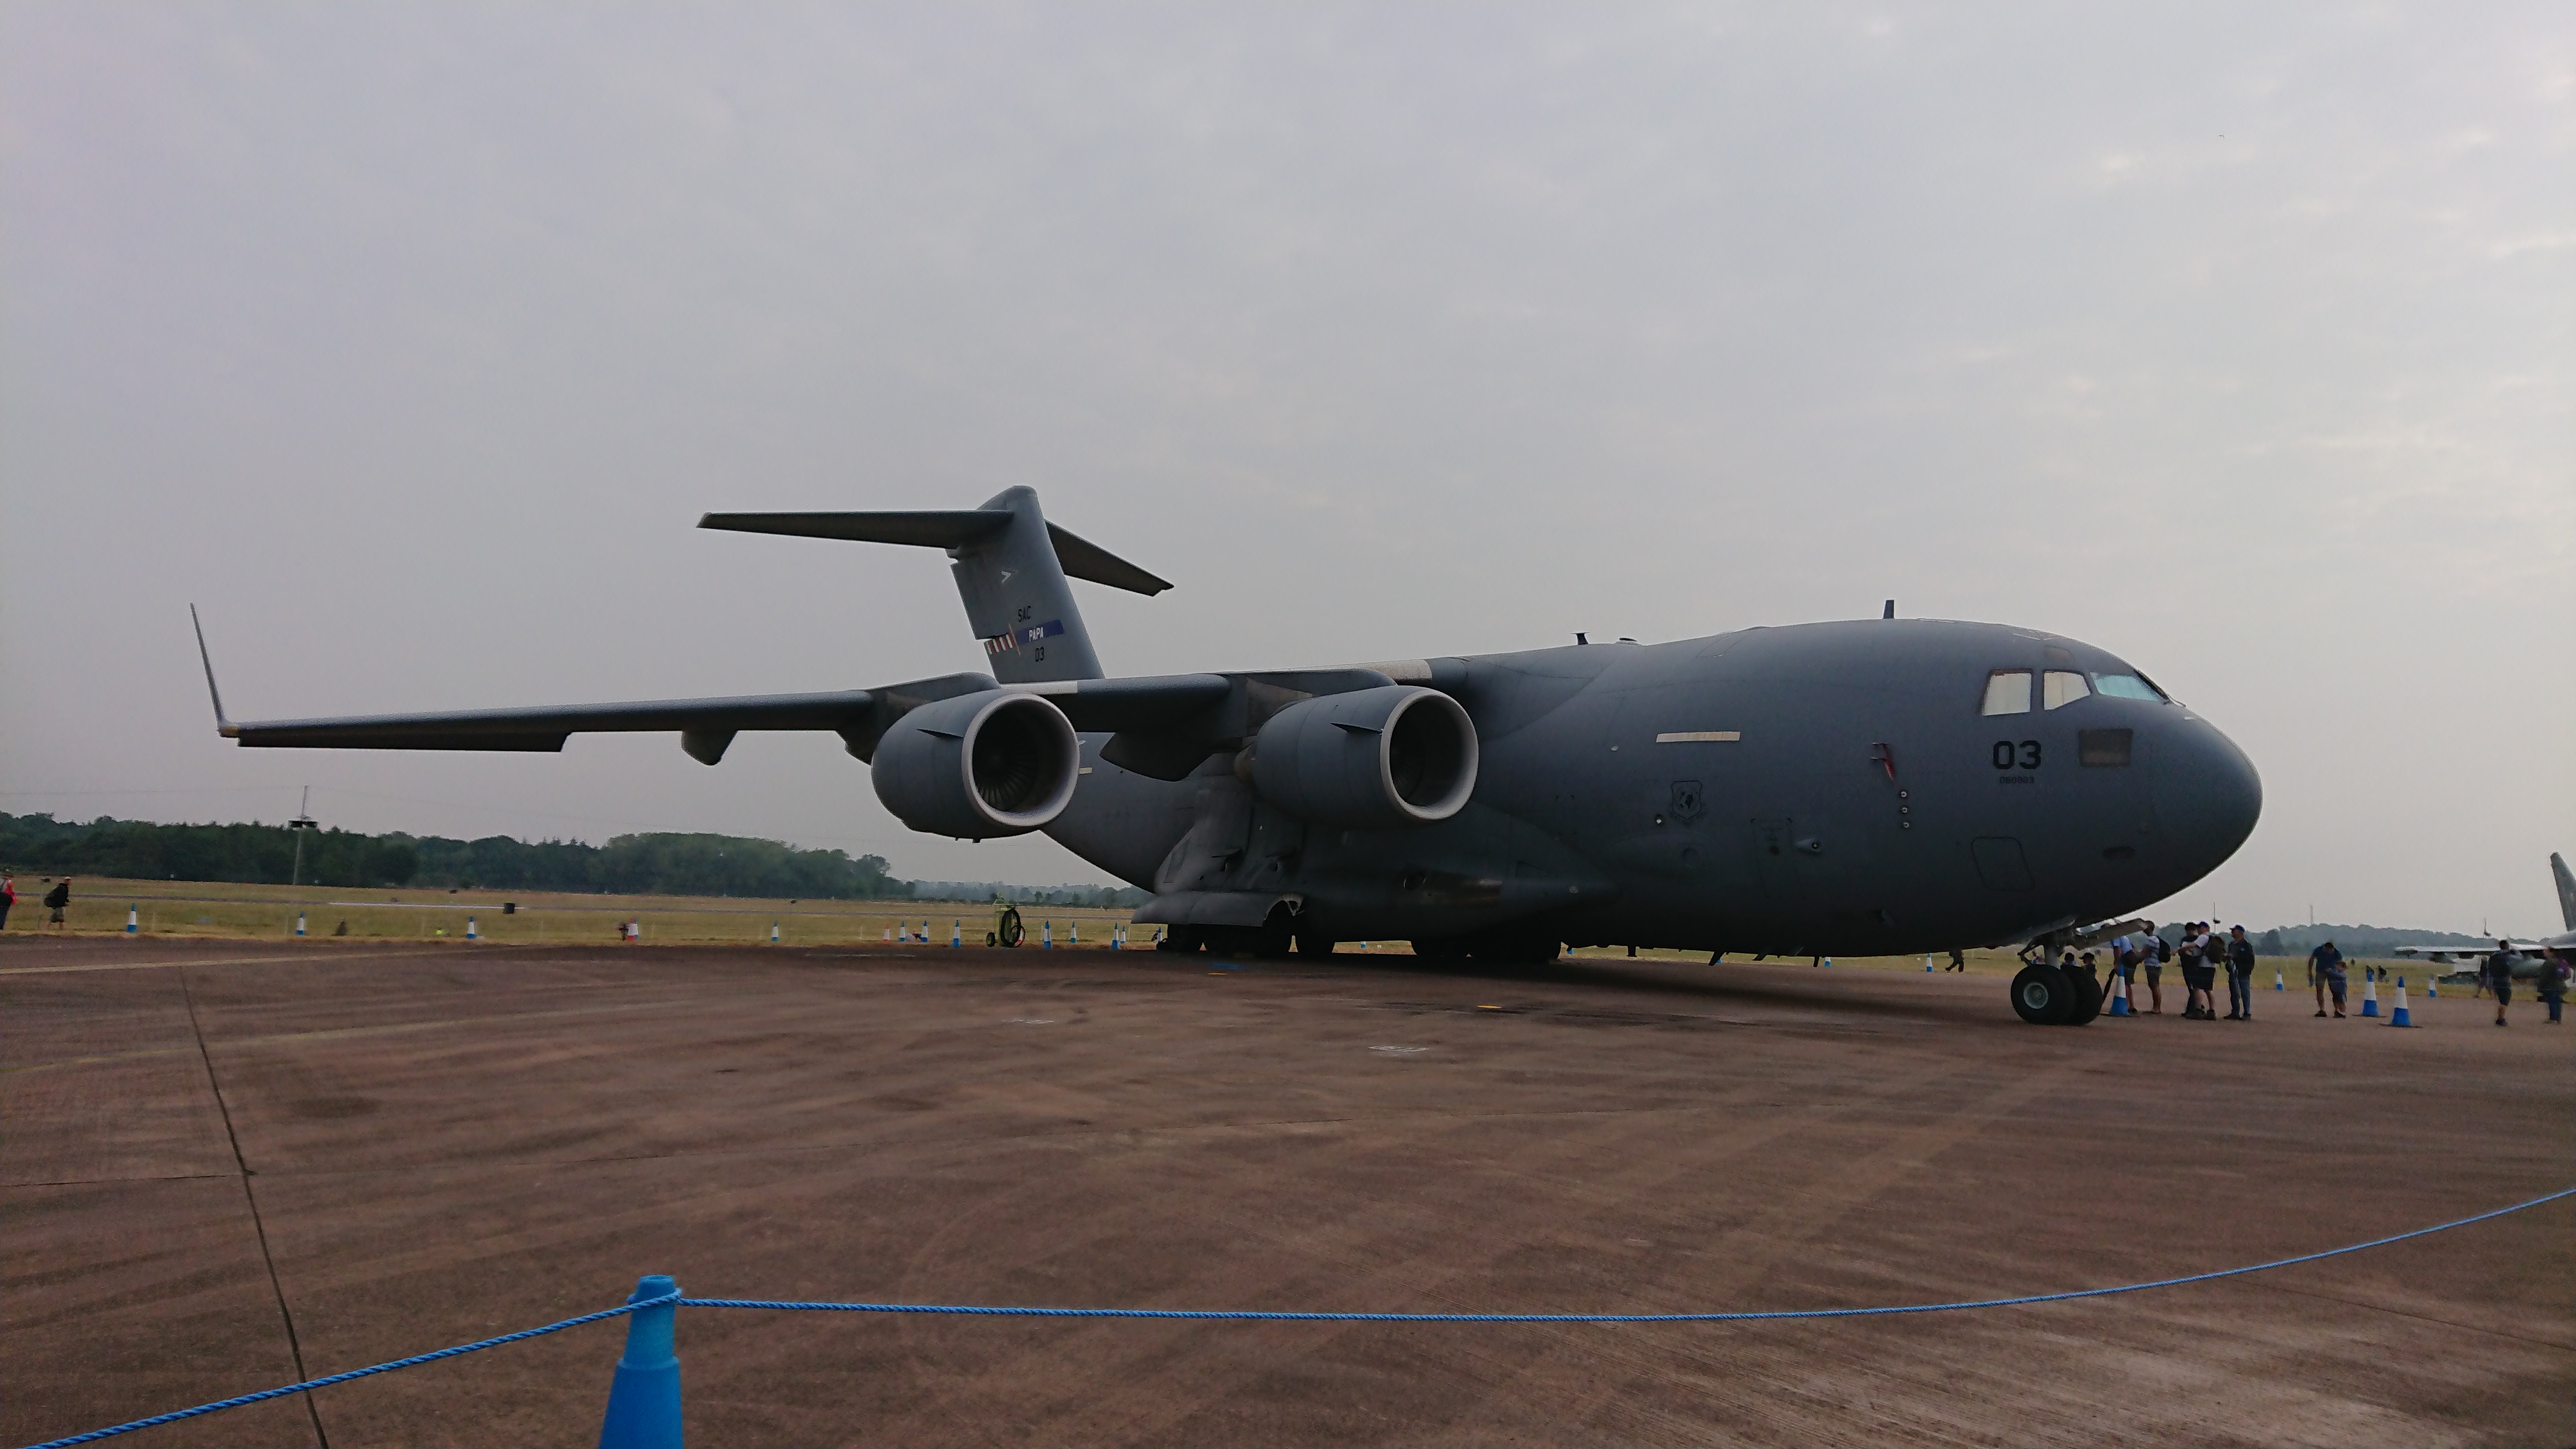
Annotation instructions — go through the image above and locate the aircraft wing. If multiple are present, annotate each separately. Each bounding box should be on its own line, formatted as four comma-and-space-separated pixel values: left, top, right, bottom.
197, 608, 1388, 775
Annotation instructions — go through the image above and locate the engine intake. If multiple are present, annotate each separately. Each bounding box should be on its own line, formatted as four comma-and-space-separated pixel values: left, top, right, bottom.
872, 692, 1080, 838
1251, 685, 1477, 829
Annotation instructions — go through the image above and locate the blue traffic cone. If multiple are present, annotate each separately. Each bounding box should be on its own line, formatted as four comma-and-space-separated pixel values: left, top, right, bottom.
2390, 977, 2415, 1027
2274, 967, 2283, 991
2360, 974, 2379, 1017
1042, 921, 1053, 948
597, 1275, 682, 1449
127, 905, 139, 934
2108, 971, 2131, 1016
1925, 956, 1934, 972
770, 921, 779, 944
951, 920, 961, 947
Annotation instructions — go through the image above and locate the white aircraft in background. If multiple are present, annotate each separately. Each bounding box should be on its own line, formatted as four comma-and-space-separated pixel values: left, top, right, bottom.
2389, 854, 2576, 980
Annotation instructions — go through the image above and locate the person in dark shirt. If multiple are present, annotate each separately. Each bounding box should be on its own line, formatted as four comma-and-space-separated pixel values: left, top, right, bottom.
2225, 924, 2257, 1020
2540, 950, 2568, 1026
2309, 940, 2345, 1018
2485, 940, 2522, 1026
42, 877, 72, 929
2141, 927, 2168, 1014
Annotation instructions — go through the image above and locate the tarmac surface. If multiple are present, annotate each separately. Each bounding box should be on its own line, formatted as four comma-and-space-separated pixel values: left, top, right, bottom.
5, 936, 2570, 1448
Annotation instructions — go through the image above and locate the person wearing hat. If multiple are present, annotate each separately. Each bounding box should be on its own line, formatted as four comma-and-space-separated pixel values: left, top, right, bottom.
2225, 924, 2257, 1020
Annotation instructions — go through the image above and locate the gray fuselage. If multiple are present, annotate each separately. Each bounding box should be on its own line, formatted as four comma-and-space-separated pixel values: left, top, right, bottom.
1046, 618, 2261, 956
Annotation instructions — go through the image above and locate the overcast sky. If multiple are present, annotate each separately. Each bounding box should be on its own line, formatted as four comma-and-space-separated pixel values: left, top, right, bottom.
5, 3, 2569, 932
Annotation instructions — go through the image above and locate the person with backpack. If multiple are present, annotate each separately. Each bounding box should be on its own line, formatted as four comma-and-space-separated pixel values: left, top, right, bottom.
42, 877, 72, 929
2309, 940, 2346, 1018
2225, 924, 2257, 1020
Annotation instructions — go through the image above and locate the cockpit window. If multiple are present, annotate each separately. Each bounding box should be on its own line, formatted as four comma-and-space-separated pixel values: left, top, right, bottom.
2042, 670, 2091, 710
1980, 670, 2031, 716
2091, 672, 2167, 703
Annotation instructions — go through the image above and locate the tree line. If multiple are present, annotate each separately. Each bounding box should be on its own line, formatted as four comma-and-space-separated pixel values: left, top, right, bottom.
0, 813, 906, 899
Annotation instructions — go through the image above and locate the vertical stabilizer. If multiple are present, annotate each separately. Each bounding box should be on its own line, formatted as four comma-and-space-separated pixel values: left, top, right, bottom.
698, 488, 1173, 687
2554, 852, 2575, 933
951, 487, 1105, 684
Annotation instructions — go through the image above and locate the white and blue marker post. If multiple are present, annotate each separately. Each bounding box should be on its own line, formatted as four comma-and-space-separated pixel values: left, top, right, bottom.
126, 905, 138, 935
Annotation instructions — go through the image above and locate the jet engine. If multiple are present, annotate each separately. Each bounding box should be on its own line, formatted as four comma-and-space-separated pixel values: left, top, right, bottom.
871, 691, 1081, 838
1250, 684, 1477, 829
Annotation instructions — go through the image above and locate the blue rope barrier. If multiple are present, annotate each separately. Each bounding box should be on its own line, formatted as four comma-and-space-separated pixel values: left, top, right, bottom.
18, 1291, 679, 1449
677, 1182, 2576, 1322
23, 1186, 2573, 1449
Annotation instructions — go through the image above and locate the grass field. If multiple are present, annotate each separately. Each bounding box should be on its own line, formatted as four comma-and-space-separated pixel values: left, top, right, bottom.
0, 876, 2433, 984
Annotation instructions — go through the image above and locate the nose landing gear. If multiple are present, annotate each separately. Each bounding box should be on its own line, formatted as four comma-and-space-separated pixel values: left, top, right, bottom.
2010, 959, 2102, 1025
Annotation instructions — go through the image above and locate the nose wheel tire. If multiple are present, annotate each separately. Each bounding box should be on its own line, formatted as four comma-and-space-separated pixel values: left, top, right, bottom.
2066, 967, 2103, 1025
2011, 965, 2078, 1025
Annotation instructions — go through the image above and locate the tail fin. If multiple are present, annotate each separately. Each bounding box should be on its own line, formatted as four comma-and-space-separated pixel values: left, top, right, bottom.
699, 487, 1167, 685
2554, 852, 2575, 933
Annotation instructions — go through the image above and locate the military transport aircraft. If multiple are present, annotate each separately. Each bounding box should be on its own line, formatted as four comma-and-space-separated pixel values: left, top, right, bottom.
2389, 854, 2576, 975
193, 488, 2262, 1025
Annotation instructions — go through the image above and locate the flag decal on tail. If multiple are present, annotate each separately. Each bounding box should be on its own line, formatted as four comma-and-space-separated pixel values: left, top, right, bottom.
984, 619, 1065, 655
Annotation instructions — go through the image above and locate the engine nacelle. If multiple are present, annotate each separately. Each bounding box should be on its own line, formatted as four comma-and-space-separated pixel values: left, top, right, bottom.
1251, 685, 1477, 829
871, 691, 1080, 839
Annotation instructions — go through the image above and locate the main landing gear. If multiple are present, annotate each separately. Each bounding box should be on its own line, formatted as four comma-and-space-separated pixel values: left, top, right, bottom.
2010, 959, 2103, 1025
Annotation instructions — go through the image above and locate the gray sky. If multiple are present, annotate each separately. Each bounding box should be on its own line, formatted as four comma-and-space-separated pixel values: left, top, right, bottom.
5, 4, 2569, 933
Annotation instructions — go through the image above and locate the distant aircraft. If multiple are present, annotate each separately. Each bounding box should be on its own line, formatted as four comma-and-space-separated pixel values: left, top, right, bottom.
193, 488, 2262, 1026
2389, 853, 2576, 978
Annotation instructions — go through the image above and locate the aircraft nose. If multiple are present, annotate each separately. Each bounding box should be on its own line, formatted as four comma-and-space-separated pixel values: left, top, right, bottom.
2163, 715, 2262, 873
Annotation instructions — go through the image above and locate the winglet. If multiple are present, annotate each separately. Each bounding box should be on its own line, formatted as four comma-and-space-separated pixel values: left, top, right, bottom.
190, 605, 237, 738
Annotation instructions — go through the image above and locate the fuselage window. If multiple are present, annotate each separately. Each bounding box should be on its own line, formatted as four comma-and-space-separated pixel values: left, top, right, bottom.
2042, 670, 2091, 710
1980, 670, 2031, 716
2091, 673, 2167, 702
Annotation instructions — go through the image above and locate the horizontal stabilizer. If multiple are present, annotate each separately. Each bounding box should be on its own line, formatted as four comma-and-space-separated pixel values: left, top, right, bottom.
698, 510, 1172, 596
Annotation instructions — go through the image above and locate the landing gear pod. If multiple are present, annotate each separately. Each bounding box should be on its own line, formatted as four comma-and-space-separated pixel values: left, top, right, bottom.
1251, 685, 1477, 829
872, 692, 1080, 838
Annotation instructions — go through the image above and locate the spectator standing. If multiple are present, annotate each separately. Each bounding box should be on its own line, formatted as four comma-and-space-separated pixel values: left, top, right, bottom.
2226, 924, 2256, 1020
2485, 940, 2522, 1026
2142, 925, 2168, 1014
2174, 923, 2210, 1020
2309, 940, 2346, 1017
42, 877, 72, 929
1946, 948, 1966, 973
2539, 950, 2568, 1026
0, 871, 15, 930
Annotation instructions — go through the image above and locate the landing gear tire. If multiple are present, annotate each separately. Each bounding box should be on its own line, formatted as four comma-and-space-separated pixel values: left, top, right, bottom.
2011, 965, 2077, 1025
2066, 968, 2104, 1025
1158, 926, 1204, 953
1295, 932, 1336, 956
1412, 937, 1469, 963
